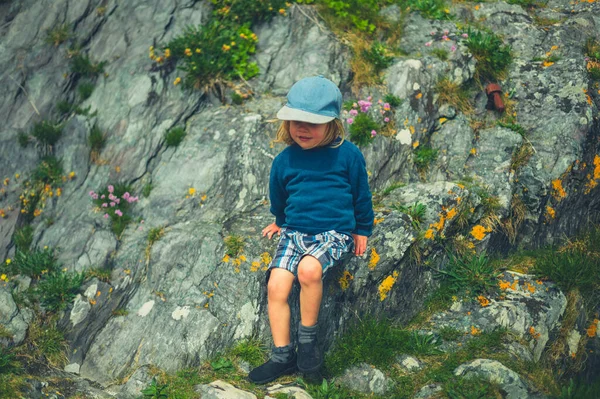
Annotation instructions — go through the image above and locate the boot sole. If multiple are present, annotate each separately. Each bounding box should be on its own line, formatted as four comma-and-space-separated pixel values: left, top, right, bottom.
248, 364, 298, 385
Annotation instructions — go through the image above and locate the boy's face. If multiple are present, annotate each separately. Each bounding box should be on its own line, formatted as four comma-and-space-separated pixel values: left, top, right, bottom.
289, 121, 327, 150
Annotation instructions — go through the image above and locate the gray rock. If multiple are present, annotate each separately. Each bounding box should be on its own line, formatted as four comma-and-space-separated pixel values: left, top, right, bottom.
112, 365, 154, 399
195, 380, 257, 399
64, 363, 81, 374
337, 363, 394, 395
454, 359, 538, 399
413, 383, 443, 399
0, 285, 31, 346
267, 384, 313, 399
396, 354, 423, 372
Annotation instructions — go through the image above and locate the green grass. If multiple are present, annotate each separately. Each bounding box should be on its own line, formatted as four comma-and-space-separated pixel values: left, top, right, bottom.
380, 181, 405, 197
349, 112, 380, 147
464, 28, 512, 82
391, 202, 427, 229
89, 123, 106, 154
590, 67, 600, 81
45, 23, 70, 47
401, 0, 453, 21
85, 267, 111, 282
36, 270, 86, 312
434, 76, 473, 114
436, 252, 499, 296
148, 227, 165, 246
4, 247, 59, 279
32, 156, 64, 187
142, 183, 154, 197
431, 47, 449, 61
224, 234, 245, 257
497, 121, 527, 137
28, 321, 69, 368
17, 132, 30, 148
407, 331, 443, 355
325, 317, 411, 375
506, 0, 548, 8
31, 120, 63, 147
413, 146, 438, 172
77, 81, 95, 100
13, 225, 33, 253
229, 338, 267, 367
112, 308, 129, 317
164, 127, 186, 147
439, 326, 462, 341
56, 100, 75, 115
70, 54, 106, 78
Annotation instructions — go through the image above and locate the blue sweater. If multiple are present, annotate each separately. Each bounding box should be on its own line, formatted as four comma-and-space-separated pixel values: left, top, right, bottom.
269, 140, 374, 237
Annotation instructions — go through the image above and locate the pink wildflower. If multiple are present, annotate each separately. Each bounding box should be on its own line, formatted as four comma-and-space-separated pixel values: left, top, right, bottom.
89, 190, 96, 197
349, 109, 358, 116
367, 96, 372, 101
443, 29, 449, 35
347, 118, 354, 124
103, 214, 109, 219
442, 35, 448, 41
122, 192, 131, 200
384, 117, 390, 123
425, 41, 432, 47
101, 194, 105, 199
462, 33, 469, 38
108, 185, 114, 193
110, 202, 116, 207
91, 193, 98, 200
102, 203, 108, 207
115, 209, 123, 217
371, 130, 377, 137
430, 31, 436, 36
383, 103, 391, 110
451, 45, 457, 52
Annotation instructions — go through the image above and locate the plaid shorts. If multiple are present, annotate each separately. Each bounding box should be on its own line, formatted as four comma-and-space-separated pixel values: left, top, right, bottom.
267, 227, 354, 279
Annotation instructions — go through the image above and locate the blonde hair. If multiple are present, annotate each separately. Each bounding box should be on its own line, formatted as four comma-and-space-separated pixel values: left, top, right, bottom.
273, 119, 346, 148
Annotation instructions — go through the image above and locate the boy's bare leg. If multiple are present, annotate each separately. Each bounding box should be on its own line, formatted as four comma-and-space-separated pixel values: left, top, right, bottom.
268, 268, 296, 347
297, 255, 323, 326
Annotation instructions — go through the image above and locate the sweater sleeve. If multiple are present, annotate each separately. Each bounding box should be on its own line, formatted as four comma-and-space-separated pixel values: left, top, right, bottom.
269, 157, 287, 227
350, 150, 374, 236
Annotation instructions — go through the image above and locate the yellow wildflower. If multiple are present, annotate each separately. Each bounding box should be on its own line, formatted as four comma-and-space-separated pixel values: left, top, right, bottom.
69, 171, 76, 179
174, 77, 182, 86
279, 8, 286, 15
551, 179, 566, 200
446, 208, 457, 219
339, 270, 354, 291
586, 320, 598, 337
0, 274, 7, 281
222, 44, 231, 52
222, 255, 230, 263
415, 92, 422, 99
195, 48, 201, 53
470, 225, 488, 240
424, 229, 435, 239
261, 252, 272, 265
33, 209, 42, 217
470, 326, 481, 335
373, 217, 384, 225
477, 295, 490, 307
239, 255, 247, 262
201, 194, 207, 201
439, 117, 447, 124
5, 259, 10, 265
250, 261, 261, 272
470, 148, 477, 155
412, 141, 419, 148
184, 48, 192, 56
165, 48, 171, 58
546, 206, 555, 219
188, 187, 196, 196
56, 188, 62, 197
368, 248, 380, 270
89, 299, 96, 305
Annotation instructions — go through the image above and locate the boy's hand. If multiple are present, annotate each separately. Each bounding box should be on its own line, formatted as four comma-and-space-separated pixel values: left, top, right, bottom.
352, 234, 367, 256
262, 223, 281, 239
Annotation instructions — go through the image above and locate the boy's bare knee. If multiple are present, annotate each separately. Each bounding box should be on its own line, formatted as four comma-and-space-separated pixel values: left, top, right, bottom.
267, 270, 293, 302
297, 256, 322, 285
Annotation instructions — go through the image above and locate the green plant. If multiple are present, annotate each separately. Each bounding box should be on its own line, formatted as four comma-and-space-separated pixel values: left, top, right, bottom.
211, 0, 289, 25
402, 0, 453, 20
554, 378, 600, 399
431, 47, 449, 61
437, 252, 499, 296
77, 81, 95, 100
142, 183, 153, 197
590, 67, 600, 81
302, 378, 347, 399
362, 42, 394, 73
224, 234, 244, 257
464, 28, 512, 82
141, 377, 169, 399
413, 146, 438, 172
86, 267, 111, 282
231, 91, 245, 105
407, 331, 443, 355
210, 356, 234, 372
31, 120, 63, 147
164, 127, 186, 147
230, 338, 267, 367
89, 124, 106, 154
70, 54, 106, 78
321, 0, 383, 33
36, 270, 85, 312
497, 121, 528, 137
439, 326, 462, 341
383, 93, 402, 107
90, 184, 138, 237
4, 248, 59, 278
533, 248, 600, 296
506, 0, 547, 8
112, 308, 129, 316
45, 23, 70, 47
56, 100, 75, 115
32, 156, 64, 187
13, 225, 33, 253
17, 132, 30, 148
585, 37, 600, 60
325, 317, 411, 375
0, 347, 20, 375
29, 322, 68, 367
393, 202, 427, 229
349, 112, 380, 147
380, 181, 405, 197
148, 227, 165, 246
445, 376, 500, 399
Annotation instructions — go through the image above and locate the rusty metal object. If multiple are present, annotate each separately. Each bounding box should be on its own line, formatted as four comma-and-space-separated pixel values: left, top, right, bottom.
486, 83, 505, 113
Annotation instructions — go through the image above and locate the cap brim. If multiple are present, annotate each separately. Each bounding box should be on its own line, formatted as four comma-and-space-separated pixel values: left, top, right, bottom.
277, 106, 335, 124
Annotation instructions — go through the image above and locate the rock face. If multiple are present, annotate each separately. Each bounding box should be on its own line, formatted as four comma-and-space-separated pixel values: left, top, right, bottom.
0, 0, 599, 394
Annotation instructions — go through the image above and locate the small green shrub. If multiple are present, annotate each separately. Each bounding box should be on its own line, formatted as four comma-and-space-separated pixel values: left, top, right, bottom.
17, 132, 31, 148
589, 67, 600, 81
302, 378, 351, 399
36, 270, 86, 312
31, 120, 63, 147
533, 248, 600, 295
349, 112, 380, 147
224, 235, 244, 257
32, 156, 64, 187
362, 42, 394, 73
325, 317, 411, 375
439, 326, 462, 341
445, 376, 501, 399
383, 93, 402, 107
86, 267, 111, 282
393, 202, 427, 229
70, 54, 106, 78
13, 225, 33, 253
148, 227, 165, 245
555, 378, 600, 399
56, 100, 75, 115
112, 308, 129, 317
77, 81, 95, 100
210, 356, 234, 372
402, 0, 453, 20
413, 146, 438, 172
498, 121, 528, 137
230, 338, 267, 367
231, 91, 245, 105
45, 23, 70, 47
431, 47, 449, 61
407, 331, 443, 355
5, 248, 60, 278
142, 183, 153, 197
437, 252, 499, 296
89, 124, 106, 154
464, 28, 512, 82
212, 0, 289, 25
164, 127, 186, 147
141, 377, 169, 399
321, 0, 383, 32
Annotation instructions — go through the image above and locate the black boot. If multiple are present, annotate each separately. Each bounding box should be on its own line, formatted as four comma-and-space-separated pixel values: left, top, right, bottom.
297, 339, 323, 373
248, 352, 297, 384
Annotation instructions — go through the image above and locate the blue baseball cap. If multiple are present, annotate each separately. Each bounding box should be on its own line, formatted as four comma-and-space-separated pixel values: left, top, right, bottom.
277, 75, 342, 123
